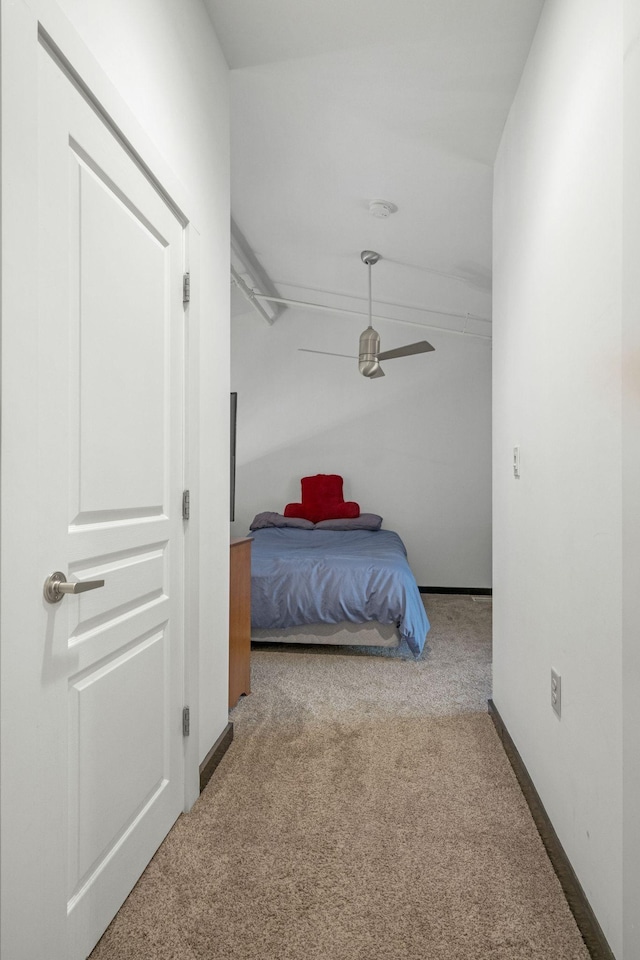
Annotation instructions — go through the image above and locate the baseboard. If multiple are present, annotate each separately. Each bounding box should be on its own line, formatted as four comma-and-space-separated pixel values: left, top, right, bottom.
199, 722, 234, 793
487, 700, 615, 960
419, 586, 492, 596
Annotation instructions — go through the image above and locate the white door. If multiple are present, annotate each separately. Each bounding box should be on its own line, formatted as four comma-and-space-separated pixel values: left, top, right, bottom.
1, 21, 187, 960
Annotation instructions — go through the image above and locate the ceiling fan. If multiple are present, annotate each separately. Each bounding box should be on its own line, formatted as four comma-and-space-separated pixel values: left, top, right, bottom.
300, 251, 435, 378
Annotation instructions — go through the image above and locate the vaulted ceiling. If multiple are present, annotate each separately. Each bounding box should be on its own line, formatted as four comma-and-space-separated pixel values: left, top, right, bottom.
205, 0, 544, 337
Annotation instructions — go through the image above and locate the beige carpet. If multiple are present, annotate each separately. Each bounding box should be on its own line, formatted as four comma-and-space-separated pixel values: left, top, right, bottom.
90, 596, 590, 960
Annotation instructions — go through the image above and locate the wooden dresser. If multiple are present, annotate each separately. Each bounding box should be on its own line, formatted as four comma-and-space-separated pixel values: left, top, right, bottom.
229, 537, 252, 709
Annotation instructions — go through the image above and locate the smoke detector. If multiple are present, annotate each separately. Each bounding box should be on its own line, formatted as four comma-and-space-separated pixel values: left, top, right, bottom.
368, 199, 397, 219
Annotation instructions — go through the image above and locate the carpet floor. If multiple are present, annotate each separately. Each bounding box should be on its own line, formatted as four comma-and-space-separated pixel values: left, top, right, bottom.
90, 596, 590, 960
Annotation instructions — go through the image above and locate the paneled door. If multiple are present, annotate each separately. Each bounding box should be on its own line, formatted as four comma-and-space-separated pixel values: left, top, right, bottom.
2, 23, 187, 960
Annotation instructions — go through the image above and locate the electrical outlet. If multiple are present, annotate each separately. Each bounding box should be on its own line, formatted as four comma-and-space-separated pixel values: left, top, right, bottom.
551, 669, 561, 718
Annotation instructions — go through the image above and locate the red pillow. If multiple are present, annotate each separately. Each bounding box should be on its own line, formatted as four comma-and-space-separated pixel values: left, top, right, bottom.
284, 474, 360, 524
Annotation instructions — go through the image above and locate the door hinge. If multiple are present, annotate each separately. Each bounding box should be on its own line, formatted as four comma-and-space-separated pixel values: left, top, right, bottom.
183, 706, 190, 737
183, 272, 190, 303
182, 489, 190, 520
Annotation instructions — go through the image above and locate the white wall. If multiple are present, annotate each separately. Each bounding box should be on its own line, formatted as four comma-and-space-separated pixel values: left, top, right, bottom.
493, 0, 623, 953
231, 303, 492, 588
623, 2, 640, 956
54, 0, 231, 763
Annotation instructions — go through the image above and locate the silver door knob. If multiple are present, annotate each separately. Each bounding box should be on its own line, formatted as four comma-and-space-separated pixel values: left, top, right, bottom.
43, 571, 105, 604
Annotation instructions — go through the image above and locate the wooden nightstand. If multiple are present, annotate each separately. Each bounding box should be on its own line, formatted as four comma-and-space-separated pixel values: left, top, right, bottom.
229, 537, 252, 709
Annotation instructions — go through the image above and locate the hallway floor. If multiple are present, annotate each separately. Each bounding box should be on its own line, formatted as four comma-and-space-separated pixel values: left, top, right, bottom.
90, 596, 589, 960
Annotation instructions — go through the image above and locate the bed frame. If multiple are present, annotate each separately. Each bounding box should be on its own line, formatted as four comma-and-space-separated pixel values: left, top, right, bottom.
251, 620, 400, 648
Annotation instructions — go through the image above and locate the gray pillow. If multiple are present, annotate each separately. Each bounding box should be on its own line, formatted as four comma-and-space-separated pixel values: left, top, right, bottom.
314, 513, 383, 531
250, 512, 315, 530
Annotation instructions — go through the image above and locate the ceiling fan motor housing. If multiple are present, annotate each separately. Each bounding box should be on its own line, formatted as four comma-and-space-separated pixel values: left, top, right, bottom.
359, 326, 381, 378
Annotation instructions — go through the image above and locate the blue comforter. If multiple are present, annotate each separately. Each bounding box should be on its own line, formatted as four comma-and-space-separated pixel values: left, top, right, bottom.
250, 528, 430, 656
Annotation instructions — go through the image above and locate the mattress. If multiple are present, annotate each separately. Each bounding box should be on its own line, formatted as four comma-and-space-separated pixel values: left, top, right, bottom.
250, 526, 429, 656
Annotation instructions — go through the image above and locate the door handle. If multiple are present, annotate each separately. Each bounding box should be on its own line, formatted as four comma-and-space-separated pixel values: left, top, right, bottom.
43, 571, 105, 604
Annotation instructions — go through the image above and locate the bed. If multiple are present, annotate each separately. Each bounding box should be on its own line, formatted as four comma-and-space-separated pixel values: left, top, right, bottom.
249, 523, 430, 657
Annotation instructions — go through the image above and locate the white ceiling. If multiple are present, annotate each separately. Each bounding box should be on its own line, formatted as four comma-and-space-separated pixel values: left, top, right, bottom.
205, 0, 544, 335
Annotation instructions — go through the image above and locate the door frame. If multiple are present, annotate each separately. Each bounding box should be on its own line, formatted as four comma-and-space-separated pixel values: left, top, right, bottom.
1, 0, 202, 952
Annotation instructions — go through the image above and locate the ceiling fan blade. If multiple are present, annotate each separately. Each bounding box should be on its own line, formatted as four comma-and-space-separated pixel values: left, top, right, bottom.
298, 348, 358, 359
369, 366, 385, 378
377, 340, 435, 361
